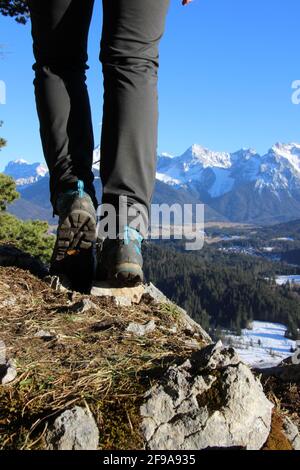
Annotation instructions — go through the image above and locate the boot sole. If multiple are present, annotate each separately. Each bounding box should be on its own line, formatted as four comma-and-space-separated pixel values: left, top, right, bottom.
111, 263, 144, 287
56, 210, 96, 256
50, 210, 96, 293
97, 261, 144, 287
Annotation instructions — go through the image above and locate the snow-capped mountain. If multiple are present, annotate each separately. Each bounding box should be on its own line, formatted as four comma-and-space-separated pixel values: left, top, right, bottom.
157, 144, 232, 194
4, 142, 300, 224
157, 142, 300, 200
4, 159, 48, 187
254, 143, 300, 195
156, 142, 300, 223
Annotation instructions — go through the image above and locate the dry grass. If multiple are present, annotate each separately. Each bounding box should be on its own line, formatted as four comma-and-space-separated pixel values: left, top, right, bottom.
261, 375, 300, 429
259, 374, 300, 450
0, 267, 207, 450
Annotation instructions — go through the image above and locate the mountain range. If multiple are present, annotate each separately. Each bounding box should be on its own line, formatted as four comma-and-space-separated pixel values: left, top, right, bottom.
4, 142, 300, 225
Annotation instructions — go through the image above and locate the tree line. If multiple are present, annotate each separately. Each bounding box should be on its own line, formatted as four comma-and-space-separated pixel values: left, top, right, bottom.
143, 240, 300, 339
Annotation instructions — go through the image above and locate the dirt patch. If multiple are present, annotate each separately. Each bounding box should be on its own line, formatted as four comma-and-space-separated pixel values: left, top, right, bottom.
263, 411, 293, 450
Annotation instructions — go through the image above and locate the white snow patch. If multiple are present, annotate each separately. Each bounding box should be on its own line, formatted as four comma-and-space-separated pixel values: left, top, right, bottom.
155, 172, 181, 185
160, 152, 175, 158
272, 237, 294, 242
223, 321, 296, 368
14, 158, 28, 164
209, 168, 235, 197
275, 275, 300, 286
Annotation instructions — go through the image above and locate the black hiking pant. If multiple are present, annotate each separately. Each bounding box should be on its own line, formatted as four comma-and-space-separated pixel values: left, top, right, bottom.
28, 0, 170, 236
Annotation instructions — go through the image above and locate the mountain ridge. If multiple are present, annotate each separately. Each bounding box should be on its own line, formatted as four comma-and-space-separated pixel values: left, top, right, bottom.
4, 142, 300, 224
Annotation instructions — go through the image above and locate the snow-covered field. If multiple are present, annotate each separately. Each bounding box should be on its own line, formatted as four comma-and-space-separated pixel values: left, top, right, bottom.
275, 275, 300, 286
223, 321, 296, 369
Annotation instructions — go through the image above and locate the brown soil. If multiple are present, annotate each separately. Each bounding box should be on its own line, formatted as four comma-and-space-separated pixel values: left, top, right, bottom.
263, 411, 293, 450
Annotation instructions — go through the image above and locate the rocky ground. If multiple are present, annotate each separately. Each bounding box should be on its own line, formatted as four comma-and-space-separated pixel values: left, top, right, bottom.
0, 245, 299, 450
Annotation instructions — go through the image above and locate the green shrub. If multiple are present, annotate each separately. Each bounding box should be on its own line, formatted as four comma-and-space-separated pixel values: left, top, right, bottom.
0, 173, 19, 211
0, 212, 54, 263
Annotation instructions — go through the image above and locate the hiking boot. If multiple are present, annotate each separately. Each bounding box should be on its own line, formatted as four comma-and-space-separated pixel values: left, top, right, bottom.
96, 225, 144, 286
50, 180, 97, 293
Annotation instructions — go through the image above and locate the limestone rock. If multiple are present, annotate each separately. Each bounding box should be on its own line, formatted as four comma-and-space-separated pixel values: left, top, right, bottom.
173, 304, 212, 344
70, 298, 99, 314
126, 320, 156, 337
113, 296, 132, 307
91, 281, 144, 305
0, 359, 17, 385
168, 326, 177, 334
0, 340, 6, 364
194, 340, 240, 370
0, 341, 16, 384
44, 275, 71, 293
34, 330, 56, 340
143, 282, 169, 303
0, 296, 17, 308
282, 416, 300, 450
46, 406, 99, 450
140, 342, 273, 450
143, 283, 211, 344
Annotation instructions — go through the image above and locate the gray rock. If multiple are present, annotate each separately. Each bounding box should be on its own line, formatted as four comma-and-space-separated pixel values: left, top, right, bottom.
143, 283, 169, 303
0, 296, 17, 308
282, 416, 300, 450
174, 304, 212, 344
169, 326, 177, 334
44, 275, 71, 293
126, 320, 156, 337
0, 340, 6, 365
140, 342, 273, 450
34, 330, 56, 340
143, 283, 211, 344
193, 340, 241, 370
140, 417, 157, 442
113, 296, 132, 307
70, 298, 99, 314
46, 406, 99, 450
91, 281, 144, 304
1, 359, 17, 385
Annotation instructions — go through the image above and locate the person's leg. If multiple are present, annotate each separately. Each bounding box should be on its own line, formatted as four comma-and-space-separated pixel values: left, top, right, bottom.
28, 0, 97, 292
97, 0, 170, 285
99, 0, 170, 238
28, 0, 97, 211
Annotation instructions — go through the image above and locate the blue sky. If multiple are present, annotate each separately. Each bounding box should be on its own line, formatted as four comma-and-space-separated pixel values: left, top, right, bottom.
1, 0, 300, 170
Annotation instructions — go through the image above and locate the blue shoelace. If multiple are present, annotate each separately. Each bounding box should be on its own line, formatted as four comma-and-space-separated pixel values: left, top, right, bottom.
123, 225, 143, 255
